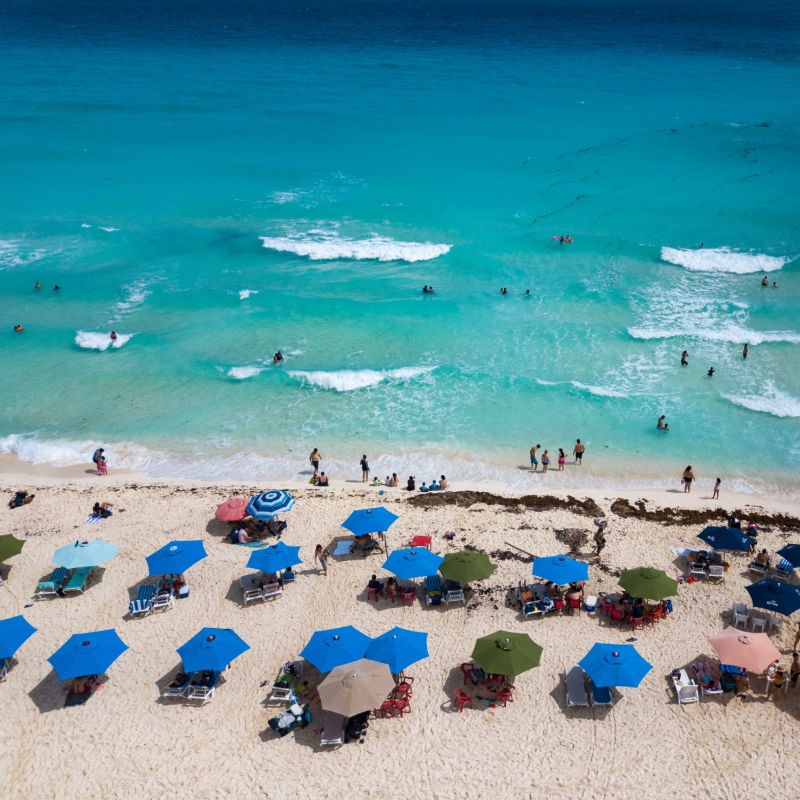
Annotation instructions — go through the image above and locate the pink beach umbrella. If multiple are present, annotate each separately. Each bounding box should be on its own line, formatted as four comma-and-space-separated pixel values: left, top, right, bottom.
708, 626, 781, 673
215, 497, 249, 522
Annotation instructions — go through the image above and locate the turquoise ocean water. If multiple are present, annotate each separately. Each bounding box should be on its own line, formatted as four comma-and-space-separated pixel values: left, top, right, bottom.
1, 0, 799, 493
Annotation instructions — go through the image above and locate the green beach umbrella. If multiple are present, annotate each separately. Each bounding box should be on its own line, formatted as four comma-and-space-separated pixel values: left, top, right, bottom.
618, 567, 678, 600
439, 550, 497, 583
471, 630, 542, 677
0, 534, 25, 563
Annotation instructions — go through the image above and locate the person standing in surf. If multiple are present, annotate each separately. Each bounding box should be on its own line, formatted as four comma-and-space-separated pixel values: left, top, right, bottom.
681, 350, 689, 366
573, 439, 585, 464
742, 343, 748, 359
529, 444, 540, 471
92, 447, 105, 472
360, 454, 370, 483
309, 448, 322, 476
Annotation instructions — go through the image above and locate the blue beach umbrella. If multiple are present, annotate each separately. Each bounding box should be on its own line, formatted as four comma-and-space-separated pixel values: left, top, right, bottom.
247, 541, 302, 573
177, 627, 250, 673
53, 540, 119, 569
776, 544, 800, 569
146, 540, 207, 576
246, 490, 295, 520
383, 548, 443, 580
0, 615, 37, 660
532, 554, 589, 585
697, 526, 755, 552
579, 643, 652, 688
48, 629, 128, 680
342, 507, 399, 536
365, 627, 429, 674
745, 579, 800, 617
300, 626, 371, 672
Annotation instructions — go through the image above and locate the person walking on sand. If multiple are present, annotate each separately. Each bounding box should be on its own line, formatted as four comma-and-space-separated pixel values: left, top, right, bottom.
360, 454, 370, 483
314, 544, 329, 575
681, 350, 688, 367
541, 450, 550, 473
682, 465, 695, 493
309, 448, 321, 475
742, 343, 748, 360
529, 444, 540, 471
712, 477, 721, 500
573, 438, 585, 464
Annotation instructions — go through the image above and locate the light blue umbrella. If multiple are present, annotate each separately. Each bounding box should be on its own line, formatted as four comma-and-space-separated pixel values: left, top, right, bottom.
0, 615, 37, 660
532, 554, 589, 585
383, 548, 443, 580
247, 541, 302, 573
53, 540, 119, 569
300, 626, 371, 672
146, 540, 207, 576
342, 507, 398, 536
177, 627, 250, 673
246, 490, 295, 520
48, 629, 128, 680
365, 627, 429, 674
579, 643, 652, 688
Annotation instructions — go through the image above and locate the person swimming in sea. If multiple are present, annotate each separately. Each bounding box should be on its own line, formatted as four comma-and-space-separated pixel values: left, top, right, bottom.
761, 275, 769, 287
14, 324, 23, 332
110, 331, 117, 341
273, 351, 284, 365
707, 367, 715, 377
657, 415, 666, 430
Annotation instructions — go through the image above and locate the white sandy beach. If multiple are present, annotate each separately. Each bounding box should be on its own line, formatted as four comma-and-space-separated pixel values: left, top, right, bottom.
1, 462, 799, 800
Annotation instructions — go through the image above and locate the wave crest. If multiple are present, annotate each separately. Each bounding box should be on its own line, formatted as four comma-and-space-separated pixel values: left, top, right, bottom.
75, 330, 133, 350
239, 289, 259, 300
723, 381, 800, 418
627, 324, 800, 346
288, 366, 434, 392
660, 246, 790, 274
228, 366, 265, 380
260, 233, 451, 262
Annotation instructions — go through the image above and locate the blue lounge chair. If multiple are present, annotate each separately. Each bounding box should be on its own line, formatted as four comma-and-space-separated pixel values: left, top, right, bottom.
129, 584, 156, 617
590, 681, 614, 706
35, 567, 69, 598
425, 574, 443, 606
63, 566, 93, 594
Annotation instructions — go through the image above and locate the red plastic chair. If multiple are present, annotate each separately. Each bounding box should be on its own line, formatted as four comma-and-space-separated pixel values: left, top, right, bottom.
495, 686, 514, 707
400, 589, 416, 606
392, 697, 411, 717
567, 596, 582, 615
460, 663, 475, 686
410, 535, 432, 549
647, 605, 663, 625
608, 607, 625, 627
397, 673, 414, 686
367, 587, 381, 602
554, 599, 565, 613
630, 615, 645, 632
454, 689, 473, 712
393, 682, 413, 699
374, 699, 396, 718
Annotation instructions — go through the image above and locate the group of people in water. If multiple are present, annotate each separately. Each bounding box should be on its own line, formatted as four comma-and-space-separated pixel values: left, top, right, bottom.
678, 341, 751, 379
528, 440, 585, 473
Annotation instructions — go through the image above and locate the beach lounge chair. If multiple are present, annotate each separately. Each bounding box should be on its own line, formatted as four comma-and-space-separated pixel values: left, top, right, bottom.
240, 575, 264, 604
185, 670, 220, 701
162, 671, 195, 698
523, 601, 543, 619
269, 672, 297, 704
773, 559, 794, 581
129, 583, 156, 617
425, 574, 443, 606
731, 602, 749, 629
590, 681, 613, 706
689, 562, 707, 580
748, 561, 768, 578
268, 703, 312, 736
261, 581, 283, 600
345, 711, 370, 743
320, 711, 345, 746
63, 566, 93, 594
35, 567, 69, 598
565, 665, 590, 708
151, 591, 175, 612
707, 565, 725, 582
444, 580, 465, 605
692, 662, 723, 696
672, 668, 700, 705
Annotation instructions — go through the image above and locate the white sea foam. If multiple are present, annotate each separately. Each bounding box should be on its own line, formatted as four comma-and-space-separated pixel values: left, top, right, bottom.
0, 239, 47, 269
288, 366, 434, 392
113, 280, 151, 316
660, 246, 790, 274
75, 330, 133, 350
268, 191, 301, 205
228, 366, 264, 380
81, 223, 91, 229
535, 378, 628, 398
99, 226, 119, 232
627, 323, 800, 346
259, 232, 451, 262
239, 289, 259, 300
723, 381, 800, 418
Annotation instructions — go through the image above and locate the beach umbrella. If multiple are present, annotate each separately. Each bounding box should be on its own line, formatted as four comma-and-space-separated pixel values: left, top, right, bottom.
382, 548, 443, 580
776, 544, 800, 569
146, 540, 207, 576
440, 550, 497, 584
177, 627, 250, 673
317, 658, 394, 718
618, 567, 678, 600
579, 643, 652, 688
0, 534, 25, 562
246, 541, 302, 574
246, 490, 295, 520
471, 630, 542, 677
300, 626, 371, 672
48, 629, 128, 680
745, 579, 800, 617
709, 626, 781, 673
0, 615, 37, 660
532, 554, 589, 585
215, 497, 249, 522
341, 507, 398, 536
53, 540, 118, 569
365, 627, 429, 674
697, 526, 755, 552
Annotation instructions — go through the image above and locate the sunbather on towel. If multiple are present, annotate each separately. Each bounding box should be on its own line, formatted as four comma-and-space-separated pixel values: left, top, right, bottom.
8, 490, 34, 509
92, 501, 114, 519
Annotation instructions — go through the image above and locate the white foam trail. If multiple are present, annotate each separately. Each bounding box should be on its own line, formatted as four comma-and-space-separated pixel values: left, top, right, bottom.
81, 223, 92, 229
114, 280, 151, 315
535, 378, 628, 398
239, 289, 259, 300
723, 381, 800, 418
661, 246, 790, 274
627, 324, 800, 345
228, 366, 264, 380
99, 226, 119, 232
0, 239, 47, 269
260, 233, 451, 262
75, 330, 133, 350
288, 366, 434, 392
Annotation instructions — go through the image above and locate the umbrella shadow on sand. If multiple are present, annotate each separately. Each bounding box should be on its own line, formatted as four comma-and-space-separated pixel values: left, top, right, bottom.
29, 670, 103, 713
546, 680, 615, 720
205, 517, 231, 537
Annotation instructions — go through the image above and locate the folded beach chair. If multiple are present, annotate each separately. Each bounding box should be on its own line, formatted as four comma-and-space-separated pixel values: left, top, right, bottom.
63, 566, 93, 594
425, 574, 443, 606
185, 670, 220, 701
590, 680, 613, 706
129, 583, 156, 617
35, 567, 69, 598
565, 665, 590, 708
162, 671, 195, 698
320, 711, 345, 746
151, 591, 175, 612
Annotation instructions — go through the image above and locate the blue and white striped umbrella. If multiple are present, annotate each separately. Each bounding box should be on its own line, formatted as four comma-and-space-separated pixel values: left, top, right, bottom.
246, 490, 295, 520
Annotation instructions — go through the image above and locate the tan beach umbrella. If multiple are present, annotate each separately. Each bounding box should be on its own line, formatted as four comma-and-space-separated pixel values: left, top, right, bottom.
708, 626, 781, 673
317, 658, 394, 718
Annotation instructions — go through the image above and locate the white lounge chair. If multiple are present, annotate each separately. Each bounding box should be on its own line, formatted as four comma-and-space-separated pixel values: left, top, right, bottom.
320, 711, 345, 746
261, 582, 283, 600
689, 562, 707, 580
731, 602, 749, 629
672, 669, 700, 705
151, 591, 175, 612
185, 671, 220, 702
162, 671, 195, 697
565, 665, 590, 708
707, 565, 725, 582
748, 561, 768, 578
